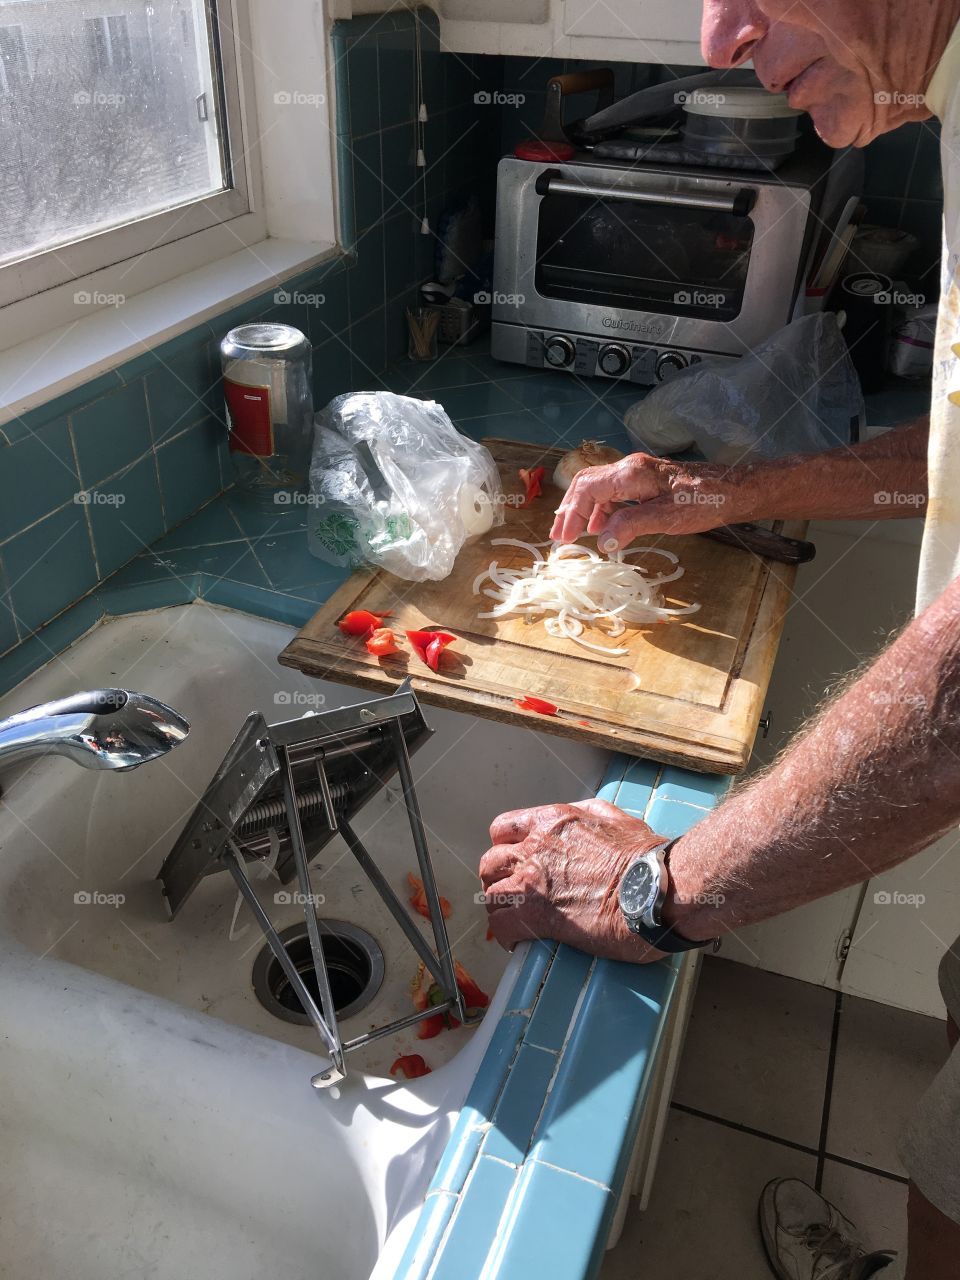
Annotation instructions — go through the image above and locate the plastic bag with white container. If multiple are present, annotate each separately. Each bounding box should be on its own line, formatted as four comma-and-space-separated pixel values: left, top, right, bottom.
308, 391, 504, 581
625, 313, 864, 463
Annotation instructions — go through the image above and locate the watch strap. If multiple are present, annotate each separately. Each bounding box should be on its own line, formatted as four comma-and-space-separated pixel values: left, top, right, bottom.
622, 838, 718, 953
625, 914, 716, 953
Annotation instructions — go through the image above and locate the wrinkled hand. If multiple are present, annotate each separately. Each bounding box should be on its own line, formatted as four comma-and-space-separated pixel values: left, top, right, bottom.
479, 798, 666, 962
550, 452, 741, 549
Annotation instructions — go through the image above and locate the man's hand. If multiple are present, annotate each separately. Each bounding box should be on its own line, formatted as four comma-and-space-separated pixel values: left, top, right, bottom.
549, 452, 746, 549
479, 798, 667, 962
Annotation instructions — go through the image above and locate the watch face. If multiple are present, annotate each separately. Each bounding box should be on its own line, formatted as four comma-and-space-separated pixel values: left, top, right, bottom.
619, 857, 657, 919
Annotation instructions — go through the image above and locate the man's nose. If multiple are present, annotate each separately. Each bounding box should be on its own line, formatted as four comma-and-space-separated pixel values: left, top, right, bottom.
701, 0, 766, 68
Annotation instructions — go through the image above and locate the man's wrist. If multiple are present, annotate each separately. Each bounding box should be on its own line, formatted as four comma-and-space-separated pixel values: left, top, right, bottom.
658, 835, 726, 943
665, 460, 766, 526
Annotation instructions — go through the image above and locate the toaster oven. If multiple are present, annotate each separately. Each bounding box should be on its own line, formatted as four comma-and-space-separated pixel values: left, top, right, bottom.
490, 147, 859, 384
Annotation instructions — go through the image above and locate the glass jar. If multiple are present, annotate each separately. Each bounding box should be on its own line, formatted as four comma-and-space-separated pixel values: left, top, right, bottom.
220, 323, 313, 510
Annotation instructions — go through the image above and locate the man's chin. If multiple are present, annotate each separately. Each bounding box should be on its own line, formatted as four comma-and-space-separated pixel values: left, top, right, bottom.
806, 101, 874, 149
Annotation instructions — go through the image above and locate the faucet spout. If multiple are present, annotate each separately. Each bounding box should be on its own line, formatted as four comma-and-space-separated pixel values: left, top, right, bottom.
0, 689, 190, 776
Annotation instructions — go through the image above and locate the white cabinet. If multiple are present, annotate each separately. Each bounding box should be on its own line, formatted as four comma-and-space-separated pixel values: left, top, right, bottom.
561, 0, 703, 48
439, 0, 549, 22
441, 0, 705, 62
331, 0, 705, 64
725, 516, 958, 1018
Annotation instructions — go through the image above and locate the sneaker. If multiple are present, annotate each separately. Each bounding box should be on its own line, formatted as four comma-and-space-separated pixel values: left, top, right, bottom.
759, 1178, 897, 1280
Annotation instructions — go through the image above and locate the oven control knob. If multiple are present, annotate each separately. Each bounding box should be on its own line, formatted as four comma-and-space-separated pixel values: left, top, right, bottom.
655, 351, 687, 381
598, 343, 630, 377
544, 335, 576, 368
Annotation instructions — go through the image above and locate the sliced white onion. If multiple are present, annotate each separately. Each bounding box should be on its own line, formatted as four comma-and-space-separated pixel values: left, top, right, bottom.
473, 539, 699, 657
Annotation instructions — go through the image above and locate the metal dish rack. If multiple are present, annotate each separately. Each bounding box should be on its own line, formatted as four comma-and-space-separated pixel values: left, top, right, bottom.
157, 681, 471, 1088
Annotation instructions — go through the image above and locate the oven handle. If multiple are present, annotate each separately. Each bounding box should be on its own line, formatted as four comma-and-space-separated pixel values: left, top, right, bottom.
535, 169, 755, 216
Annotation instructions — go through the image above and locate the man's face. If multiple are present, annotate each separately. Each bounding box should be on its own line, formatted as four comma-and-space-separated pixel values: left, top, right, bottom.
700, 0, 927, 147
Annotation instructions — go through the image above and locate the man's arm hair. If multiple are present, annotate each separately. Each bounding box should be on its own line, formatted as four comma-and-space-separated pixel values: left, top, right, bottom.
661, 566, 960, 941
728, 415, 929, 523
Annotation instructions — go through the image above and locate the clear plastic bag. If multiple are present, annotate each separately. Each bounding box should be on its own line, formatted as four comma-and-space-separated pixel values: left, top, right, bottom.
308, 392, 505, 581
624, 314, 864, 463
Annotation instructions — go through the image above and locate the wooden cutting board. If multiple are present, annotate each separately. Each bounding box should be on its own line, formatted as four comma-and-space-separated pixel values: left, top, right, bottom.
279, 439, 803, 774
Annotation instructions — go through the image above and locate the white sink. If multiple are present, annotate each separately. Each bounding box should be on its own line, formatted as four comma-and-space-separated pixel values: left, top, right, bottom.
0, 603, 607, 1280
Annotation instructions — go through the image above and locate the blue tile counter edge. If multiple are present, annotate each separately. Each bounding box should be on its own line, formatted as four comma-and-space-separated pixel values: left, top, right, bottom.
391, 756, 731, 1280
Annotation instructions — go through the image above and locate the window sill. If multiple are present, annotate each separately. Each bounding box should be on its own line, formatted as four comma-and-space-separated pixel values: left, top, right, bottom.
0, 237, 339, 430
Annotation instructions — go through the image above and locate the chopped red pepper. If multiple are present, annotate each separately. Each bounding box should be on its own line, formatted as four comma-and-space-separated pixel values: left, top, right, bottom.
408, 961, 488, 1038
519, 465, 545, 507
365, 627, 400, 656
417, 1011, 459, 1040
338, 609, 387, 636
405, 629, 457, 673
454, 961, 490, 1013
390, 1054, 432, 1079
408, 872, 451, 921
514, 695, 559, 717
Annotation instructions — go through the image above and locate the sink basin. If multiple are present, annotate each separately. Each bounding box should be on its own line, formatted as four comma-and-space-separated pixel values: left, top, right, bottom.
0, 603, 607, 1279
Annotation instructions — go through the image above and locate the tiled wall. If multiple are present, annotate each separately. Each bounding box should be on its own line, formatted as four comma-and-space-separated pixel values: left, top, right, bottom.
858, 119, 943, 291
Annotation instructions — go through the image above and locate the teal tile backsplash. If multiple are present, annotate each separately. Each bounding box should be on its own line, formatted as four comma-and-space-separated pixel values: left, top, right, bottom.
0, 417, 78, 544
4, 504, 99, 635
72, 381, 152, 486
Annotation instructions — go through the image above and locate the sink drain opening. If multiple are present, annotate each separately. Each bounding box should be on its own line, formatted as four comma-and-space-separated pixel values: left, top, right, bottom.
252, 921, 385, 1025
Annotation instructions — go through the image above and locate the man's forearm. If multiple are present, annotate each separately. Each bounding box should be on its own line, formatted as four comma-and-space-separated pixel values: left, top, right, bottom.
708, 416, 929, 523
662, 570, 960, 942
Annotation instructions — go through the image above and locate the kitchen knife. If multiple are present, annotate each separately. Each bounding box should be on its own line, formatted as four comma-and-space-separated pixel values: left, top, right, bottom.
698, 523, 816, 564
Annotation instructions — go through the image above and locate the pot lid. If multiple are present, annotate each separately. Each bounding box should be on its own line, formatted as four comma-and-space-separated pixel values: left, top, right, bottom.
682, 86, 801, 118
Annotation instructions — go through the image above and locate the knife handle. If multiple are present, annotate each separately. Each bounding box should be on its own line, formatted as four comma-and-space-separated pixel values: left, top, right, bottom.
699, 523, 816, 564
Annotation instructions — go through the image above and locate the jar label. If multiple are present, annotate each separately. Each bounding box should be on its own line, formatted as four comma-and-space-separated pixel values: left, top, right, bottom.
224, 378, 274, 456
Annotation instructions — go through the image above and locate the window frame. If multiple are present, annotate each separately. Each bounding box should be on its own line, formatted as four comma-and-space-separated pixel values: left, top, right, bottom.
0, 0, 263, 313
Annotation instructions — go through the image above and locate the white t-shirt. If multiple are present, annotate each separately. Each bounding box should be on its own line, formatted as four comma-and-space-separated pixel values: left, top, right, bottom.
917, 29, 960, 613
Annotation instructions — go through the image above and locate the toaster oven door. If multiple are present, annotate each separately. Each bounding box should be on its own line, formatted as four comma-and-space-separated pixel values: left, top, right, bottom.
493, 158, 811, 355
535, 181, 753, 322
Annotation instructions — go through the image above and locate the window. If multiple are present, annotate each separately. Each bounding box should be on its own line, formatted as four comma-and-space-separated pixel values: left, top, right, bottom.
0, 0, 256, 308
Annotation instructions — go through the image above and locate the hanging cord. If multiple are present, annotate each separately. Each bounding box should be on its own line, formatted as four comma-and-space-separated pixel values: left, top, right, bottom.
414, 8, 430, 234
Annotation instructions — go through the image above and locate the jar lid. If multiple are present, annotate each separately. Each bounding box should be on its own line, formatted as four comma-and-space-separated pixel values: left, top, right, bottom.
224, 322, 307, 350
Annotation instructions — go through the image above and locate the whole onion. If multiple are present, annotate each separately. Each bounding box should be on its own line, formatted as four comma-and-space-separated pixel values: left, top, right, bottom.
553, 440, 624, 491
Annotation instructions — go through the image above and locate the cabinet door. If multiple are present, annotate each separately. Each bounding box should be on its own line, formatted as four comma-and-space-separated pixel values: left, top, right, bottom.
562, 0, 702, 42
839, 834, 959, 1018
727, 520, 923, 993
439, 0, 549, 21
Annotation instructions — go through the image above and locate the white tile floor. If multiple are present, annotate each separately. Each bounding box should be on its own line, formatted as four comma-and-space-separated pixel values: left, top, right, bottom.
601, 956, 951, 1280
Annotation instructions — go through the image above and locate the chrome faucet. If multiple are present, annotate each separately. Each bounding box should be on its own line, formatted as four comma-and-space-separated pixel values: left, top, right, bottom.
0, 689, 189, 777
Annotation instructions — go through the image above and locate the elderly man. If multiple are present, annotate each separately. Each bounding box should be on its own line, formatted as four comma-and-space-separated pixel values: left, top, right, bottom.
480, 3, 960, 1278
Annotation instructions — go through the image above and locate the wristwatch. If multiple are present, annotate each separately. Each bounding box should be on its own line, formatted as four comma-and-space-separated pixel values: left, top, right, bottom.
618, 840, 718, 953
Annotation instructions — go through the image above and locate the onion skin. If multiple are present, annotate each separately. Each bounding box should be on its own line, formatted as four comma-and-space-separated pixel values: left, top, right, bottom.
553, 441, 624, 492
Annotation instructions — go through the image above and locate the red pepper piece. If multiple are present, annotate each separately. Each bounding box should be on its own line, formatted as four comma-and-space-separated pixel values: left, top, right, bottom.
514, 695, 559, 717
518, 465, 545, 507
390, 1054, 432, 1079
407, 872, 451, 921
338, 609, 386, 636
365, 627, 400, 656
405, 629, 457, 673
455, 960, 490, 1012
417, 1011, 460, 1040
